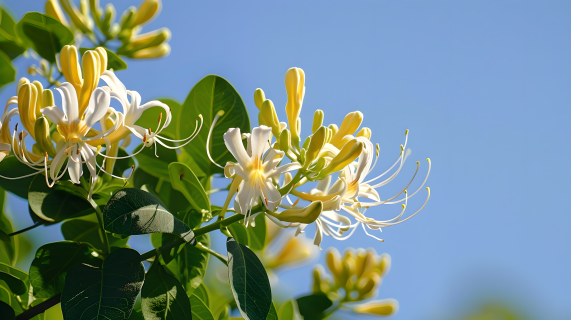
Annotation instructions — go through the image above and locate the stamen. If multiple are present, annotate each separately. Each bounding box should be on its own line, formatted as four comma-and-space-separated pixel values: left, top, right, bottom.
206, 111, 225, 169
154, 141, 159, 158
385, 158, 431, 204
362, 224, 384, 242
292, 197, 300, 206
148, 127, 152, 134
143, 133, 147, 143
123, 165, 135, 187
98, 144, 145, 159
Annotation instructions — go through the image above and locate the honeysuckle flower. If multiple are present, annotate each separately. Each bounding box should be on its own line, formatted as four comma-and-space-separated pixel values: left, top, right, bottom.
41, 83, 111, 185
284, 67, 305, 148
222, 125, 301, 220
353, 299, 399, 316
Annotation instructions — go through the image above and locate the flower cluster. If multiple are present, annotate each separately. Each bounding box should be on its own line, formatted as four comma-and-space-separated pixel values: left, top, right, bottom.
0, 45, 199, 200
217, 67, 431, 246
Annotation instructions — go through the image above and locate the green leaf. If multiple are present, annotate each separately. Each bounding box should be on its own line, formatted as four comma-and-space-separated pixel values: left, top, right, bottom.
190, 294, 214, 320
0, 51, 15, 90
0, 270, 26, 295
61, 215, 129, 250
0, 300, 14, 320
295, 293, 332, 320
167, 234, 210, 296
135, 98, 181, 139
150, 233, 184, 265
0, 156, 39, 199
0, 187, 17, 266
61, 248, 145, 320
168, 162, 211, 222
79, 47, 127, 71
226, 237, 272, 320
134, 142, 177, 181
267, 302, 279, 320
228, 223, 249, 247
0, 7, 27, 59
29, 241, 103, 299
193, 283, 210, 307
278, 300, 300, 320
0, 263, 29, 313
103, 188, 194, 242
141, 262, 192, 320
28, 175, 93, 223
134, 168, 192, 214
0, 284, 21, 315
177, 75, 250, 178
247, 213, 267, 251
16, 12, 73, 63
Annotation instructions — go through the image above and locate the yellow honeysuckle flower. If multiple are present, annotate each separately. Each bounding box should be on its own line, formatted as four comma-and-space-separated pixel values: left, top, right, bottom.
59, 0, 94, 33
304, 126, 326, 169
268, 200, 323, 224
354, 299, 399, 316
356, 127, 371, 140
312, 109, 324, 133
284, 67, 305, 148
264, 235, 315, 269
258, 99, 280, 136
45, 0, 69, 26
131, 43, 170, 59
254, 88, 265, 110
133, 0, 161, 27
60, 45, 107, 117
329, 111, 363, 148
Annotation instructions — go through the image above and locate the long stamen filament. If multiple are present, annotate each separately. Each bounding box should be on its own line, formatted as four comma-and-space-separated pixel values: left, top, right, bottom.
206, 111, 226, 169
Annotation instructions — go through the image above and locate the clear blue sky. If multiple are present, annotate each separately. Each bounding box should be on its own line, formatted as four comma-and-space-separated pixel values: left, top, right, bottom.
1, 1, 570, 319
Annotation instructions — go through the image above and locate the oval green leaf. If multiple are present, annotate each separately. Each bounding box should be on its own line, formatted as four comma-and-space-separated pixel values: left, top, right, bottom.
177, 75, 250, 178
141, 261, 192, 320
226, 237, 272, 320
134, 142, 178, 181
16, 12, 73, 62
228, 223, 249, 247
61, 215, 129, 251
168, 162, 211, 222
0, 156, 39, 199
247, 213, 267, 251
0, 300, 14, 320
29, 241, 103, 299
189, 293, 214, 320
166, 234, 210, 296
61, 248, 145, 320
0, 263, 28, 296
0, 51, 15, 90
295, 293, 333, 320
103, 188, 194, 243
134, 168, 192, 214
278, 299, 300, 320
0, 187, 17, 266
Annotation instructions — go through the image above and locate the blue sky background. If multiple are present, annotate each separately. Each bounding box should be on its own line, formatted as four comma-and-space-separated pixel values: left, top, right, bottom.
1, 1, 570, 319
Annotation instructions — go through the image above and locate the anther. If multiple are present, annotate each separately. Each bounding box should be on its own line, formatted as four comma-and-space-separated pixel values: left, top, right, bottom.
292, 198, 300, 206
405, 129, 409, 135
143, 133, 147, 143
15, 123, 18, 131
18, 132, 23, 141
148, 127, 152, 134
158, 113, 162, 123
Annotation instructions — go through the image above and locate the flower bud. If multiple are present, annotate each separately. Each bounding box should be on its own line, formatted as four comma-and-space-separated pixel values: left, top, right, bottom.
285, 67, 305, 148
121, 28, 171, 55
339, 258, 356, 289
328, 123, 338, 137
34, 117, 57, 157
17, 77, 30, 94
27, 66, 37, 76
132, 43, 170, 59
374, 254, 391, 277
356, 271, 381, 299
45, 0, 69, 26
329, 111, 364, 147
134, 0, 161, 27
18, 83, 39, 137
356, 251, 375, 279
278, 129, 291, 153
78, 49, 107, 116
304, 126, 326, 168
258, 100, 280, 136
312, 109, 324, 133
312, 266, 330, 293
317, 139, 364, 180
254, 88, 265, 110
101, 4, 117, 37
270, 201, 322, 224
356, 127, 371, 140
60, 0, 93, 34
326, 248, 342, 279
354, 299, 398, 316
266, 236, 312, 269
119, 6, 137, 30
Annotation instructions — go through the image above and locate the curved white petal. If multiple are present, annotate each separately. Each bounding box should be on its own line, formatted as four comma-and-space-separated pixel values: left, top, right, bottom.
261, 179, 281, 212
85, 88, 110, 128
50, 145, 68, 181
68, 144, 82, 184
136, 100, 171, 129
263, 148, 285, 176
40, 107, 64, 125
80, 142, 97, 180
250, 126, 272, 158
56, 83, 79, 121
223, 128, 251, 167
100, 70, 128, 101
268, 162, 301, 179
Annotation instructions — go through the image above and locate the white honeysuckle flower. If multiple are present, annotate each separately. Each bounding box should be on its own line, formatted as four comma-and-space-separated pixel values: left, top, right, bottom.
41, 83, 111, 185
223, 125, 301, 220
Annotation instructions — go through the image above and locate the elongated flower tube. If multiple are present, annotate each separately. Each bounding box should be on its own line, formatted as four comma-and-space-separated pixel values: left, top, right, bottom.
41, 83, 111, 185
354, 299, 398, 316
268, 201, 323, 224
285, 67, 305, 149
223, 126, 301, 219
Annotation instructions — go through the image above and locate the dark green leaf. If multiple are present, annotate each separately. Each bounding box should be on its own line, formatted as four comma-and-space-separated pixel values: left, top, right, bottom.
103, 188, 194, 242
0, 156, 38, 199
0, 187, 17, 266
79, 47, 127, 71
29, 241, 103, 299
267, 302, 278, 320
167, 234, 210, 296
0, 270, 26, 295
168, 162, 211, 222
0, 51, 15, 89
61, 215, 129, 250
16, 12, 73, 62
141, 261, 192, 320
295, 293, 333, 319
177, 75, 250, 178
28, 175, 93, 223
0, 284, 21, 315
190, 294, 214, 320
61, 248, 145, 320
228, 223, 249, 247
226, 237, 272, 320
135, 98, 181, 139
134, 168, 192, 214
0, 300, 14, 320
247, 213, 267, 251
193, 283, 210, 307
134, 142, 177, 181
278, 300, 300, 320
0, 7, 26, 59
150, 233, 184, 265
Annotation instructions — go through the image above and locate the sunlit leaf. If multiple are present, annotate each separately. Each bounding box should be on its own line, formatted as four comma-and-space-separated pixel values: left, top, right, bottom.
168, 162, 211, 223
141, 262, 192, 319
16, 12, 73, 62
295, 293, 332, 319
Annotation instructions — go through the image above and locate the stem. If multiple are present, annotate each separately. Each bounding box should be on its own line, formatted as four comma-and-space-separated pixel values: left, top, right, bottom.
8, 221, 44, 237
14, 294, 61, 320
88, 199, 110, 255
195, 242, 228, 266
279, 169, 304, 196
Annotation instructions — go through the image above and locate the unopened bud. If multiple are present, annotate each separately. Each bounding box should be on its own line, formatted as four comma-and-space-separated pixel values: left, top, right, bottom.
312, 266, 330, 293
312, 109, 324, 133
356, 127, 371, 140
328, 123, 338, 137
339, 258, 356, 289
17, 78, 30, 94
60, 0, 93, 34
34, 117, 57, 157
330, 111, 364, 147
285, 67, 305, 147
270, 201, 322, 224
119, 6, 137, 30
278, 129, 291, 153
354, 299, 398, 316
326, 249, 343, 279
132, 43, 170, 59
356, 251, 375, 279
101, 4, 117, 37
356, 271, 381, 299
134, 0, 161, 26
304, 126, 326, 168
266, 236, 312, 269
258, 99, 280, 136
317, 139, 364, 179
27, 66, 37, 76
254, 88, 265, 110
374, 254, 391, 277
45, 0, 69, 26
122, 28, 170, 54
